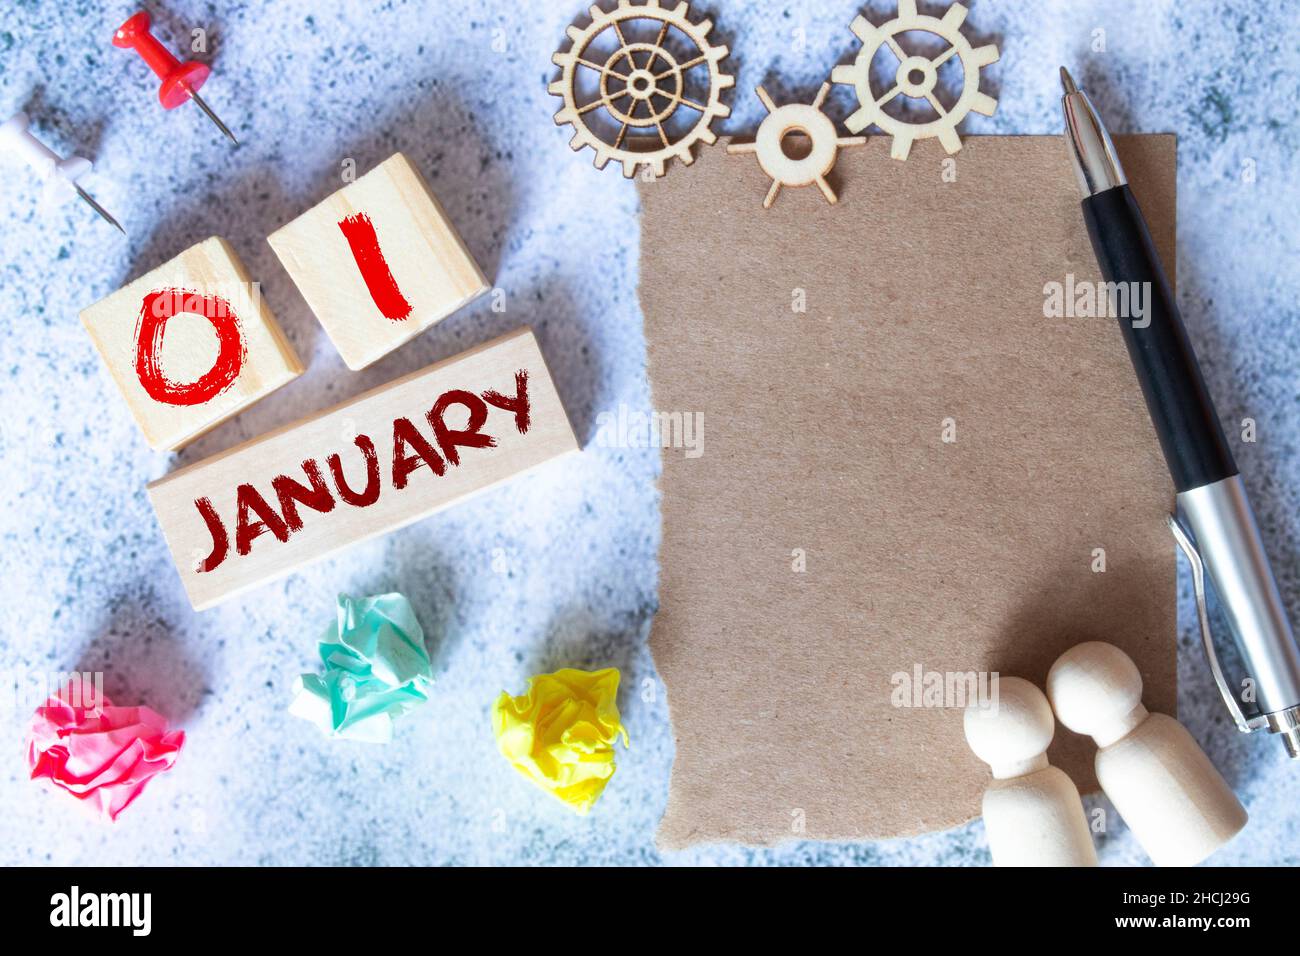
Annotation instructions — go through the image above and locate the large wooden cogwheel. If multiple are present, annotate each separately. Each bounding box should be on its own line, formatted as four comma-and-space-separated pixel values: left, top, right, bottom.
549, 0, 734, 178
831, 0, 999, 160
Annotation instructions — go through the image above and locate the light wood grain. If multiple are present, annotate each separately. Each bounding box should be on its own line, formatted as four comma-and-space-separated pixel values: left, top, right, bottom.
726, 84, 864, 208
267, 152, 489, 370
79, 236, 303, 451
1048, 641, 1248, 866
547, 0, 734, 179
830, 2, 999, 160
965, 676, 1098, 866
147, 328, 577, 610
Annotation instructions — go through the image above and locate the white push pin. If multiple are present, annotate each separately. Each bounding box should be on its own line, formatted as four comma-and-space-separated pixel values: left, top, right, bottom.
1047, 641, 1248, 866
964, 676, 1098, 866
0, 111, 124, 233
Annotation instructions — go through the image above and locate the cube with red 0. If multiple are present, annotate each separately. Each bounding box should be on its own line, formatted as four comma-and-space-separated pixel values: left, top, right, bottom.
79, 237, 304, 451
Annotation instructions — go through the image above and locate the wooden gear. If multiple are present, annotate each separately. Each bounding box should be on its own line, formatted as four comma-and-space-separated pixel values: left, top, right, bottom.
726, 84, 865, 208
549, 0, 734, 178
831, 0, 998, 160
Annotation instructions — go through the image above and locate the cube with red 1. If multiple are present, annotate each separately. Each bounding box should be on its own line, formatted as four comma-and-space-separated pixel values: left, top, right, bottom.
267, 152, 490, 371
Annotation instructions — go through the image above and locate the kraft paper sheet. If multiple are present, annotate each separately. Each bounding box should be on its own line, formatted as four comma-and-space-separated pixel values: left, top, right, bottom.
640, 135, 1177, 847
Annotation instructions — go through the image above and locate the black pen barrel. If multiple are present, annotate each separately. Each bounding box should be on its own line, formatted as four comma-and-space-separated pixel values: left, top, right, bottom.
1080, 185, 1237, 492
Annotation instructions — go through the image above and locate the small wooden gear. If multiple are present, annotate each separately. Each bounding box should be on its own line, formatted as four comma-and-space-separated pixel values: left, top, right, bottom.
549, 0, 734, 178
831, 0, 999, 160
727, 84, 866, 208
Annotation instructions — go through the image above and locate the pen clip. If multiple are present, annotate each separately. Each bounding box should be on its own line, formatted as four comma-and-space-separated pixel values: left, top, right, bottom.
1167, 513, 1269, 734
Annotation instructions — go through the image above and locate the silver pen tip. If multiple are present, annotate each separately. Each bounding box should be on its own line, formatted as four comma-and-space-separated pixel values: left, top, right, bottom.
1059, 65, 1126, 197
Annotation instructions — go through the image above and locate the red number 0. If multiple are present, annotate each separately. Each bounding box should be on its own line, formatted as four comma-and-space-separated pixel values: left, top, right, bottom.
134, 289, 246, 406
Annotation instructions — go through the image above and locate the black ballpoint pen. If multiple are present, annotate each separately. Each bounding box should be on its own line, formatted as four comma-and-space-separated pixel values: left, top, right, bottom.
1060, 66, 1300, 756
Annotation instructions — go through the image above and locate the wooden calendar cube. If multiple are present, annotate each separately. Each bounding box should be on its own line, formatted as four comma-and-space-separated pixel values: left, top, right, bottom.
80, 237, 304, 451
148, 327, 578, 609
267, 152, 489, 370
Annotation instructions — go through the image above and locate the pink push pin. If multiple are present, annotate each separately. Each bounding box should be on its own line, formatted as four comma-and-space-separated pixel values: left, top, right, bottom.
113, 11, 238, 144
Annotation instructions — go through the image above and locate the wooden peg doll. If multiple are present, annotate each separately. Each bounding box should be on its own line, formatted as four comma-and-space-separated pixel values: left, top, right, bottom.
1047, 641, 1247, 866
964, 676, 1098, 866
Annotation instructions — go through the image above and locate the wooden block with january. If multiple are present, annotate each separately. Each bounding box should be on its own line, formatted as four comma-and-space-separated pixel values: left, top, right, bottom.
147, 328, 577, 609
267, 152, 490, 370
80, 237, 304, 451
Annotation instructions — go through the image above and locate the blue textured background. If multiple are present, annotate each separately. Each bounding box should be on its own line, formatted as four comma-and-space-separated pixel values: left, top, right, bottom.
1, 0, 1296, 865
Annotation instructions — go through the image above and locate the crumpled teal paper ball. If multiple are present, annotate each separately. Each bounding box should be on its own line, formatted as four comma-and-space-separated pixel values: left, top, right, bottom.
290, 593, 433, 743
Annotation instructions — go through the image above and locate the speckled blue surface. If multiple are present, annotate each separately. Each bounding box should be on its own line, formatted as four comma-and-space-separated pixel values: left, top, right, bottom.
0, 0, 1297, 866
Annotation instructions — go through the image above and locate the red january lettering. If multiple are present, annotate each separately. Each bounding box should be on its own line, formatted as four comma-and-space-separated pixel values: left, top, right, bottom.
482, 370, 530, 434
391, 416, 446, 489
272, 460, 336, 533
135, 289, 246, 405
194, 496, 229, 572
235, 483, 290, 555
327, 434, 382, 506
429, 389, 493, 466
195, 370, 536, 573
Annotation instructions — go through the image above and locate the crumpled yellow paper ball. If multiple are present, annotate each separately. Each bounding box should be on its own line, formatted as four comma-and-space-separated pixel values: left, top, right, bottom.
492, 667, 630, 815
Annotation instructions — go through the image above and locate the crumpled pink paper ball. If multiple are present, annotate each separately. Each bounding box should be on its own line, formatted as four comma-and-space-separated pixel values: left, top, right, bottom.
27, 691, 185, 822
